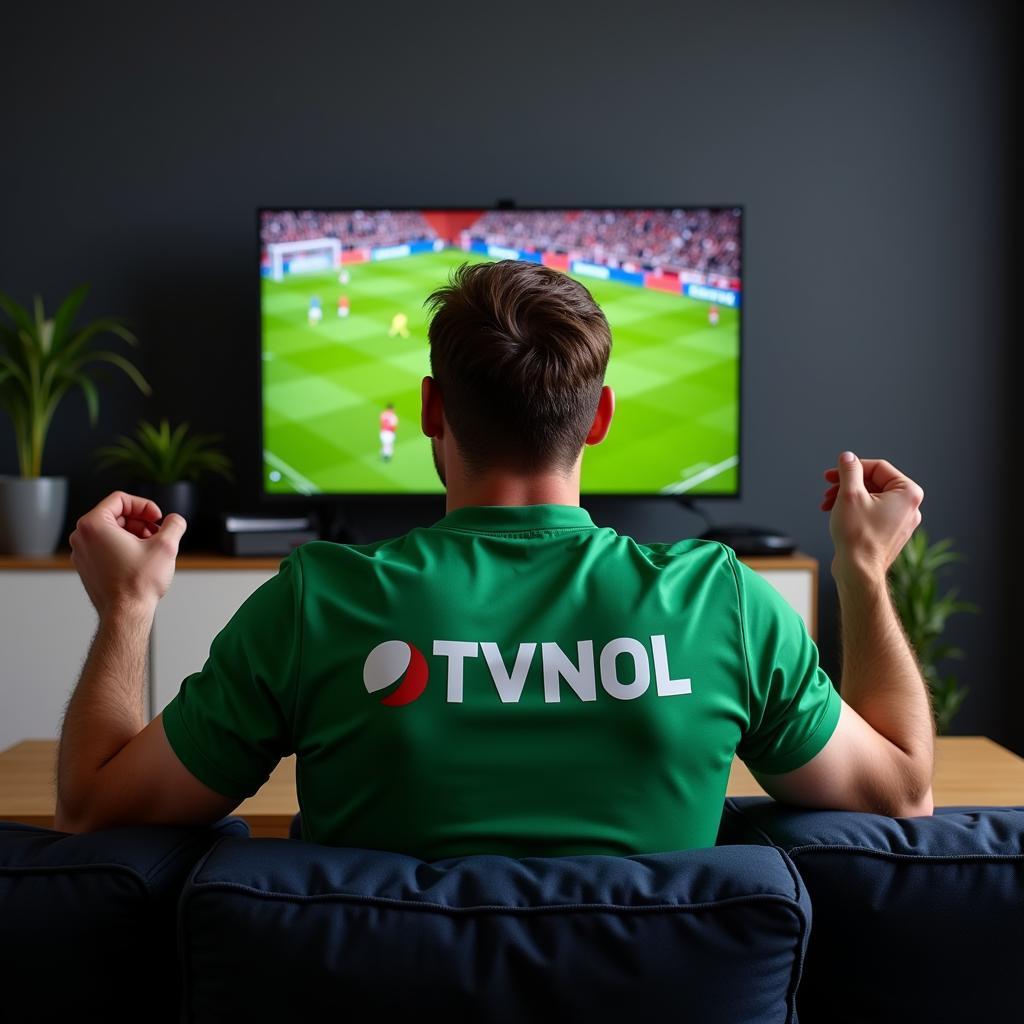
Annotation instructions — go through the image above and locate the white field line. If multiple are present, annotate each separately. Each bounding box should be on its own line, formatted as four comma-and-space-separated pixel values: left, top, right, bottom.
661, 455, 739, 495
264, 450, 318, 496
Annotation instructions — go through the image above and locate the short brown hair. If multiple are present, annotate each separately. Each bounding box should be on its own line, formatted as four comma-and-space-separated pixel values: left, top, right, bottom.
425, 260, 612, 473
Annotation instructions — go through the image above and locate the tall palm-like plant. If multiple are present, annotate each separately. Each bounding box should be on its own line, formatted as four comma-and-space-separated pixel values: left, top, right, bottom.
0, 286, 150, 477
889, 530, 978, 733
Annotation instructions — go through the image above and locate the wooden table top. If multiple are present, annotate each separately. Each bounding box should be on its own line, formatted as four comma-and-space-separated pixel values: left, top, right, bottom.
2, 736, 1021, 838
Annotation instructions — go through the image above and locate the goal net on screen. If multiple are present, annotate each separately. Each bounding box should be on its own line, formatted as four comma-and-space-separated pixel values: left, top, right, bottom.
265, 238, 342, 281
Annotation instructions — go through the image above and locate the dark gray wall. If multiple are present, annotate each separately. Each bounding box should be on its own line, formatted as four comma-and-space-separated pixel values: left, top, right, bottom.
1, 3, 1015, 748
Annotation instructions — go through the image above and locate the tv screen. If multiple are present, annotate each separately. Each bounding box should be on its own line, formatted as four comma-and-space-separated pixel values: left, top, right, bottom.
259, 207, 742, 497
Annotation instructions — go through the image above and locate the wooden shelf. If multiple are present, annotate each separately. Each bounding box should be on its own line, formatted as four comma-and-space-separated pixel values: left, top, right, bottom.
0, 552, 285, 571
740, 552, 817, 571
171, 554, 287, 570
0, 549, 817, 572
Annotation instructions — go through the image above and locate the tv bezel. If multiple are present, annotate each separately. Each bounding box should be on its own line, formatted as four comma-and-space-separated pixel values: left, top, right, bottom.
256, 204, 744, 503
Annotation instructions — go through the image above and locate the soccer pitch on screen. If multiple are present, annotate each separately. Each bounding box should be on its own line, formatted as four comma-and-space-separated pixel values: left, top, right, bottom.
261, 250, 739, 496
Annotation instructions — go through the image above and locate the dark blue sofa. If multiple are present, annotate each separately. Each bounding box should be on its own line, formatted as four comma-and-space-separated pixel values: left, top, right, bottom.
2, 803, 1021, 1023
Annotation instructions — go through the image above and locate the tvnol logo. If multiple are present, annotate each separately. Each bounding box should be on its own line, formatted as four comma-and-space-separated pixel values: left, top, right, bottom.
362, 636, 692, 705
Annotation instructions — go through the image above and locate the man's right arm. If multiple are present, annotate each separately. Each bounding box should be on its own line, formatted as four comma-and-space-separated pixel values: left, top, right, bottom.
752, 453, 935, 817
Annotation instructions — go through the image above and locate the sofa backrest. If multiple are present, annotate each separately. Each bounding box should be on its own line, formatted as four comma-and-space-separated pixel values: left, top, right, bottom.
180, 837, 811, 1023
720, 798, 1024, 1024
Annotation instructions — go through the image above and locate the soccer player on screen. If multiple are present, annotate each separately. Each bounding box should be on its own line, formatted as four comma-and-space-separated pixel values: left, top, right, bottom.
308, 296, 322, 326
389, 312, 410, 338
337, 295, 350, 318
379, 402, 398, 462
708, 304, 720, 327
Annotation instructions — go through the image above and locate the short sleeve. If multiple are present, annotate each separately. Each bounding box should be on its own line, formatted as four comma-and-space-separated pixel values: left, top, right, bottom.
161, 550, 303, 800
731, 552, 841, 775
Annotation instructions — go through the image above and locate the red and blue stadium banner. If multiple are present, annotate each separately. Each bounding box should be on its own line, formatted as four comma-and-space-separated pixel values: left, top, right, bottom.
370, 239, 440, 261
542, 252, 570, 272
570, 261, 645, 287
466, 240, 543, 264
609, 267, 645, 287
568, 260, 609, 281
263, 235, 743, 307
643, 271, 682, 293
683, 283, 742, 308
463, 242, 743, 303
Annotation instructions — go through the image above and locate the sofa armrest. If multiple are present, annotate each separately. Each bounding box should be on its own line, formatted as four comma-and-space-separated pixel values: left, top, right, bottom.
719, 798, 1024, 1024
0, 817, 248, 1020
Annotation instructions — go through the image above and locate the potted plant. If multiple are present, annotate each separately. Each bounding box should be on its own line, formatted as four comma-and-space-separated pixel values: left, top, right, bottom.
888, 530, 978, 734
94, 418, 234, 527
0, 287, 149, 556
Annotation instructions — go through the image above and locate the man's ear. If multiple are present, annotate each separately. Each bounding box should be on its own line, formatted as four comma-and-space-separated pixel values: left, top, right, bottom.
585, 386, 615, 446
421, 376, 444, 438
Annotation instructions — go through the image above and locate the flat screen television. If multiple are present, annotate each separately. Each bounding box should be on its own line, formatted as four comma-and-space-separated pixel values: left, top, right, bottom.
259, 207, 742, 498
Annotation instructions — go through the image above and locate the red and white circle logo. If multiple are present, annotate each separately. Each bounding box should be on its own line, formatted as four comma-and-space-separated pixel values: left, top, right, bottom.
363, 640, 428, 706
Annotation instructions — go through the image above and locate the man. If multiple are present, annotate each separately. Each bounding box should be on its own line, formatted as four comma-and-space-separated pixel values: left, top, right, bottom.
379, 402, 398, 462
388, 311, 410, 337
55, 260, 933, 857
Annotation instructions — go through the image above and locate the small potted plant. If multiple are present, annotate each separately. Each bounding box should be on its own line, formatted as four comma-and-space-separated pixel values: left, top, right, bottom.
888, 530, 978, 734
94, 418, 234, 527
0, 286, 149, 556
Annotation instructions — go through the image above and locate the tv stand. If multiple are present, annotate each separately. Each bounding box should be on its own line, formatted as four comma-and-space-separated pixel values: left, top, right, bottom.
676, 498, 798, 556
314, 503, 362, 545
674, 496, 712, 533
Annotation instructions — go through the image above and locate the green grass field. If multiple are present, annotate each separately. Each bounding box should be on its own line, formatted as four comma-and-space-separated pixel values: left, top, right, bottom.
261, 249, 739, 495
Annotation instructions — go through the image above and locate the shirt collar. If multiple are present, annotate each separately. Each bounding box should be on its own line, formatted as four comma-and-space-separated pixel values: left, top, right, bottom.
431, 504, 597, 535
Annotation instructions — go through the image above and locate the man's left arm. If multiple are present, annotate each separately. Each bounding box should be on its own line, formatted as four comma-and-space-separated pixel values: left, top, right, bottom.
55, 492, 237, 832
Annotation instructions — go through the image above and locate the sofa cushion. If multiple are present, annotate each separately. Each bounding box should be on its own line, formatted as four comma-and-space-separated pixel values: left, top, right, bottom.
181, 838, 810, 1023
0, 817, 248, 1021
720, 798, 1024, 1024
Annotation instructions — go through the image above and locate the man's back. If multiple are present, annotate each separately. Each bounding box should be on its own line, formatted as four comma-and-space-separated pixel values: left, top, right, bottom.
162, 503, 839, 858
53, 260, 930, 839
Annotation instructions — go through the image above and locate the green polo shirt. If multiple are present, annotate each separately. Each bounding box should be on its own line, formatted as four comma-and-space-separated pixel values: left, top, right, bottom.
162, 504, 840, 858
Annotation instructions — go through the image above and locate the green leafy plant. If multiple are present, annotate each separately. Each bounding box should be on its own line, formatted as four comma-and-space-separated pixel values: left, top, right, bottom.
888, 530, 978, 734
0, 286, 150, 477
94, 418, 234, 485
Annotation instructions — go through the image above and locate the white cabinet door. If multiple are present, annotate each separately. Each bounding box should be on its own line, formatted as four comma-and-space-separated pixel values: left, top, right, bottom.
151, 571, 274, 717
0, 572, 97, 751
755, 569, 814, 633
